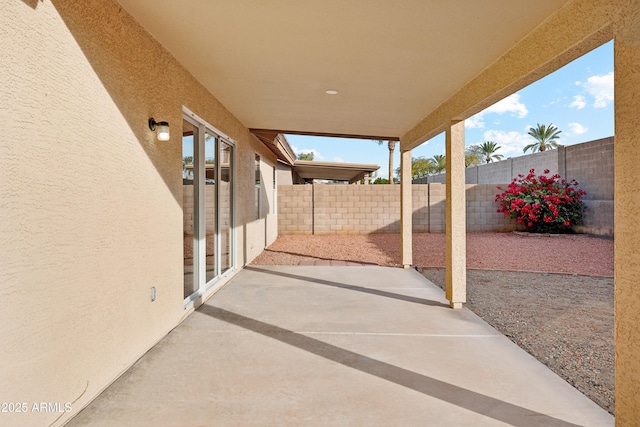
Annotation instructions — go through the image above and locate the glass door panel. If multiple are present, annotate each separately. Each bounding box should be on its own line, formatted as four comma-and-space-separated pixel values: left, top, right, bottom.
182, 119, 198, 299
219, 140, 233, 274
204, 131, 217, 283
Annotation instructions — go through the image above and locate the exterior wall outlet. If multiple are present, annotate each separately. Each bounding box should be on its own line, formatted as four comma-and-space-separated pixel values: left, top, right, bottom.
150, 286, 156, 302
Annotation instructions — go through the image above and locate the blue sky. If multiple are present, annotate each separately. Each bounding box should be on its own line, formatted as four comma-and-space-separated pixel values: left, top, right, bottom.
286, 41, 614, 178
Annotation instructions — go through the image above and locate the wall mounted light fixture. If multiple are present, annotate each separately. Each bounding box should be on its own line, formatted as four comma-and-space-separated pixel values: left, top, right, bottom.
148, 118, 170, 141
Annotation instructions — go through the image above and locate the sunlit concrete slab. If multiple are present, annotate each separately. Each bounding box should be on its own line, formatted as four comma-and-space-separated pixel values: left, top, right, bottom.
68, 266, 613, 426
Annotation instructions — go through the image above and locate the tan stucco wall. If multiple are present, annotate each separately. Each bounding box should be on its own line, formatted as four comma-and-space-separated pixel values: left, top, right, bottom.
277, 162, 294, 185
0, 1, 276, 426
245, 157, 278, 262
614, 23, 640, 424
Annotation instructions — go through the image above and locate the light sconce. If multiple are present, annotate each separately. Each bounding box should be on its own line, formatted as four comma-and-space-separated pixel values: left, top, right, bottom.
148, 118, 170, 141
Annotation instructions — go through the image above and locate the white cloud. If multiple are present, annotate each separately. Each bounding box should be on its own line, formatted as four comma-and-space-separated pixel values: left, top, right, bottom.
569, 95, 586, 109
291, 145, 325, 160
568, 122, 588, 135
485, 94, 528, 118
483, 129, 532, 157
333, 157, 345, 163
465, 115, 485, 129
584, 71, 614, 108
465, 94, 528, 129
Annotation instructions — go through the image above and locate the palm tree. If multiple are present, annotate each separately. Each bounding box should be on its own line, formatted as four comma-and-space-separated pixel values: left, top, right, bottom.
375, 140, 397, 184
523, 123, 562, 153
431, 154, 446, 174
478, 141, 504, 163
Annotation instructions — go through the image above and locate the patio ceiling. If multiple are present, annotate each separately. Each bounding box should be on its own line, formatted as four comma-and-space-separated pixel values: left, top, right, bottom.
116, 0, 571, 141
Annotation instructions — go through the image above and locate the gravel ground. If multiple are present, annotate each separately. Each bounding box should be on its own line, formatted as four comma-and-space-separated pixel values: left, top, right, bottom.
420, 268, 614, 415
253, 232, 613, 277
251, 232, 614, 414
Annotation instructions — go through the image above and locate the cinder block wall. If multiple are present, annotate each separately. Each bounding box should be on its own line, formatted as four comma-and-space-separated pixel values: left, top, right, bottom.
412, 185, 430, 232
278, 184, 515, 234
478, 158, 512, 183
313, 185, 403, 234
413, 137, 614, 236
565, 138, 614, 236
428, 184, 446, 232
278, 185, 313, 234
512, 149, 560, 177
466, 185, 517, 232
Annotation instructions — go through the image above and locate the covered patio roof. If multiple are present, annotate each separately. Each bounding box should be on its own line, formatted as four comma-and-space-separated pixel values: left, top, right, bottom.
111, 2, 640, 420
115, 0, 573, 142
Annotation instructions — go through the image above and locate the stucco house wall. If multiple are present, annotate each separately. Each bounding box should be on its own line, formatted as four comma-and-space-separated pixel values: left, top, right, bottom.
0, 1, 277, 426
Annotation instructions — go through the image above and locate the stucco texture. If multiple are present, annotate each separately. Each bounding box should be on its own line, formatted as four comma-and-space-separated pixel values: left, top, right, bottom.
614, 35, 640, 425
0, 1, 276, 426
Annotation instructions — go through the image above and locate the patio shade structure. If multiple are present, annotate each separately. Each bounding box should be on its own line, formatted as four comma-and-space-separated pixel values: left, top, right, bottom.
106, 1, 640, 421
3, 0, 640, 425
290, 160, 380, 184
251, 130, 380, 183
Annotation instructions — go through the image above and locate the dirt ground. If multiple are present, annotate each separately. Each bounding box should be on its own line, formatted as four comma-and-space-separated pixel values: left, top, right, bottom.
420, 268, 614, 415
251, 232, 615, 414
253, 232, 613, 277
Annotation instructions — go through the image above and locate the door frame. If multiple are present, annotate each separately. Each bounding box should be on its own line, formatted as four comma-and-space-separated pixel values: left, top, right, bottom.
183, 106, 236, 305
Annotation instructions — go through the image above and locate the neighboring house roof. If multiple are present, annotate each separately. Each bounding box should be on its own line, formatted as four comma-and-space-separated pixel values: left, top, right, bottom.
292, 160, 379, 184
252, 131, 379, 183
251, 130, 297, 165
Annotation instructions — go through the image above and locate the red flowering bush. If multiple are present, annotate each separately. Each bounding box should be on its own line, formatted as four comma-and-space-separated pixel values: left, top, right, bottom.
495, 169, 586, 233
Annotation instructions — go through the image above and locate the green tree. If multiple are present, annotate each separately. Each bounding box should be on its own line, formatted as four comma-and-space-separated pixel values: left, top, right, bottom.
523, 123, 562, 153
431, 154, 446, 174
465, 145, 483, 167
372, 177, 390, 184
478, 141, 504, 163
183, 155, 193, 165
297, 152, 314, 161
413, 157, 435, 178
394, 156, 436, 180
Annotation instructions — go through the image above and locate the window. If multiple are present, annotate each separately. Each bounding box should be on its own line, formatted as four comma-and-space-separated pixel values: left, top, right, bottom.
255, 154, 261, 220
272, 165, 277, 215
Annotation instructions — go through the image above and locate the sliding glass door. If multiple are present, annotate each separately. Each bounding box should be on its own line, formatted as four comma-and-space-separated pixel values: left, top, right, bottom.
183, 111, 234, 302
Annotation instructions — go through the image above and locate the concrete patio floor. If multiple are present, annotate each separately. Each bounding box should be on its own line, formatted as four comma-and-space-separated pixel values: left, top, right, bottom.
68, 266, 613, 426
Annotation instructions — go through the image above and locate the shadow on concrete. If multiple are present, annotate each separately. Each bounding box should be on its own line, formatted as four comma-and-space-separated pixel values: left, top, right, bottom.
199, 304, 581, 427
246, 266, 455, 309
258, 249, 380, 266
